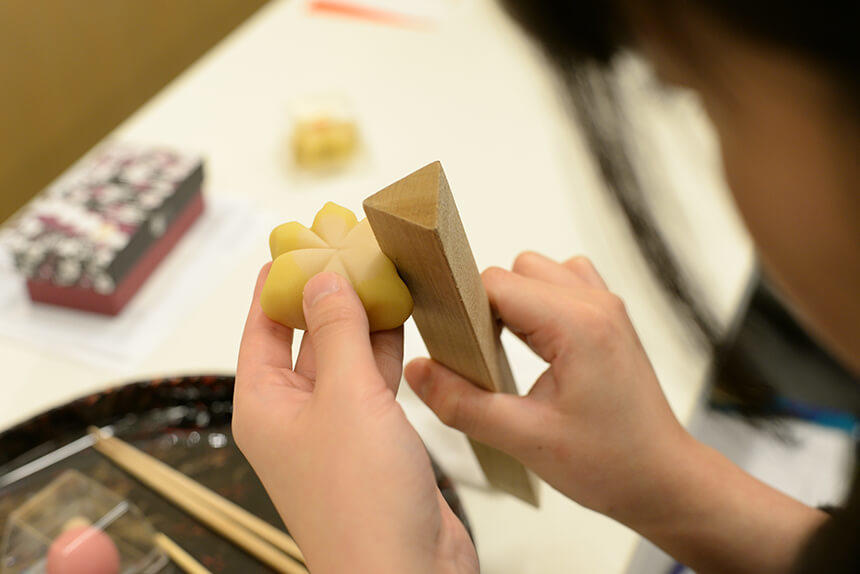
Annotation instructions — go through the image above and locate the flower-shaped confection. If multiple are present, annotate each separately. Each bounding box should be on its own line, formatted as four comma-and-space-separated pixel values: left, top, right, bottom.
261, 202, 413, 331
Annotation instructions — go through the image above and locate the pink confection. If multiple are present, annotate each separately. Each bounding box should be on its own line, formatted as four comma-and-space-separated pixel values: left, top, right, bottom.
46, 526, 121, 574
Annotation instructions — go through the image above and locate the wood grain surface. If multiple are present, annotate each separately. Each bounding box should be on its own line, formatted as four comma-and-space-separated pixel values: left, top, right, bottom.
364, 162, 538, 505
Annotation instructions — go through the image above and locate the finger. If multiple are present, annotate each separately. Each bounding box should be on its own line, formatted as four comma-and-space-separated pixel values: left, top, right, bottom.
405, 358, 541, 455
370, 327, 404, 394
238, 263, 294, 380
481, 267, 573, 362
294, 332, 317, 380
296, 329, 399, 392
563, 256, 608, 289
303, 272, 380, 388
511, 251, 592, 289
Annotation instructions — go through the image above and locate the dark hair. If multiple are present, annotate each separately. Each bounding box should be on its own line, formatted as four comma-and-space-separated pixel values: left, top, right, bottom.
499, 1, 858, 84
498, 0, 858, 412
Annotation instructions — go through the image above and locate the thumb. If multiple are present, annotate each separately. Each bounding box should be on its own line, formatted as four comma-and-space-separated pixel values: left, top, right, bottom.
303, 272, 378, 386
404, 358, 540, 456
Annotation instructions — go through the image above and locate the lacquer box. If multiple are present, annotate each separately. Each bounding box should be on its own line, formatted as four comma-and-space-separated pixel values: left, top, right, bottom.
5, 144, 205, 315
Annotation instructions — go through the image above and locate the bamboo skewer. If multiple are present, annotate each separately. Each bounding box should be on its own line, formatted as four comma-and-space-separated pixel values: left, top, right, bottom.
88, 428, 307, 574
154, 532, 212, 574
92, 433, 305, 574
88, 428, 304, 562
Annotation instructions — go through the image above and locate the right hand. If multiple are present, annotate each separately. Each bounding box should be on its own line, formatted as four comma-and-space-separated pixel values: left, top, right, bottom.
404, 251, 693, 525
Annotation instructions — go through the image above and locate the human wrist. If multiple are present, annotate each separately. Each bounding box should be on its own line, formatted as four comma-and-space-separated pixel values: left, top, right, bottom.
288, 510, 440, 574
610, 429, 719, 532
599, 425, 704, 530
299, 535, 435, 574
612, 430, 828, 573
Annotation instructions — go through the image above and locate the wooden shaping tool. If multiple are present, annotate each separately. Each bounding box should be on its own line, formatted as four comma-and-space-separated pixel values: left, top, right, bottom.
364, 161, 539, 506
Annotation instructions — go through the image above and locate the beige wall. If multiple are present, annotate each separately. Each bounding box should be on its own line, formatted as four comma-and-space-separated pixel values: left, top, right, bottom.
0, 0, 269, 223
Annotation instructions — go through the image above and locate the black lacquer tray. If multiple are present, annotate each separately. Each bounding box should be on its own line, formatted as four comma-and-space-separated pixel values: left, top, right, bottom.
0, 375, 470, 572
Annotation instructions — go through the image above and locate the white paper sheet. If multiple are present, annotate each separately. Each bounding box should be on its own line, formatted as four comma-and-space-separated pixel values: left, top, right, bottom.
0, 197, 263, 371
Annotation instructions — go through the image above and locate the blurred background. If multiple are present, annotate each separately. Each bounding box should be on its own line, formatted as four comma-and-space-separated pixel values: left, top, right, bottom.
0, 1, 855, 573
0, 0, 268, 223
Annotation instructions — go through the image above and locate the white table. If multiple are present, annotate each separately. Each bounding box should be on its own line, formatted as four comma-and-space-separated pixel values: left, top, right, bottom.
0, 1, 753, 571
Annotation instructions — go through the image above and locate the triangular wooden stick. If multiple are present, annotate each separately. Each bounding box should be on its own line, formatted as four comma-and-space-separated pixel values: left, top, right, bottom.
364, 161, 539, 506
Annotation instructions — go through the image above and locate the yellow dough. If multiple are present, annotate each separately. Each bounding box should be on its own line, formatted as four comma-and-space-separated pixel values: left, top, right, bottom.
261, 202, 413, 331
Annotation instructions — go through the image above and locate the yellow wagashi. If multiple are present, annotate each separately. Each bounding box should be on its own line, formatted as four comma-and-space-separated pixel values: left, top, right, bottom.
261, 202, 413, 331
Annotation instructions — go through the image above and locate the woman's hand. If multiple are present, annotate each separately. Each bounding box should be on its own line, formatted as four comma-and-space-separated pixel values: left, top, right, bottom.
233, 266, 478, 574
406, 251, 687, 523
404, 252, 826, 574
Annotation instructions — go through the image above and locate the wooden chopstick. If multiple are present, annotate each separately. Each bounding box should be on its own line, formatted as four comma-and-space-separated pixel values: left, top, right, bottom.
88, 428, 304, 562
92, 432, 306, 573
88, 428, 307, 574
154, 532, 212, 574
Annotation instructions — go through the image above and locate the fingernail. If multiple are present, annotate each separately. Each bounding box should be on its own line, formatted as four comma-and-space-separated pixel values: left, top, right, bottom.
304, 273, 341, 308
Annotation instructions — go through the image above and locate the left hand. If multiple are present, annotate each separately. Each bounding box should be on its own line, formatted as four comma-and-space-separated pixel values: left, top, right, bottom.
233, 265, 478, 574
